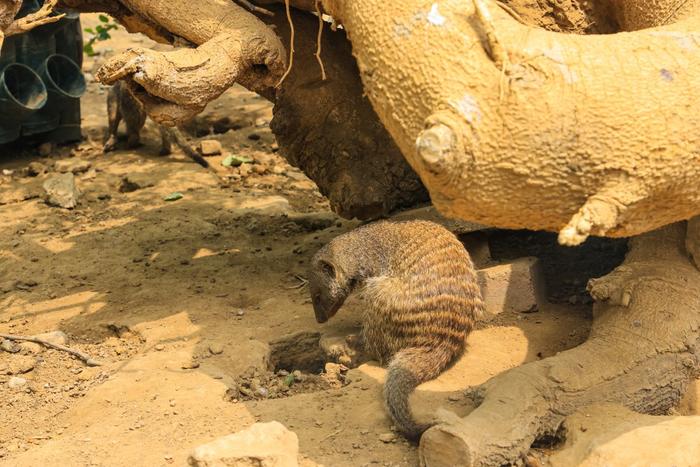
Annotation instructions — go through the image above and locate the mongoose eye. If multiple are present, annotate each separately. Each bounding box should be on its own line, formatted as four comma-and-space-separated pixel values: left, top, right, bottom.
321, 262, 335, 277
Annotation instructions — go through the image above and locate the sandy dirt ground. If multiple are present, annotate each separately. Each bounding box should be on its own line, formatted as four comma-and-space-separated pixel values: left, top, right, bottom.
0, 14, 606, 467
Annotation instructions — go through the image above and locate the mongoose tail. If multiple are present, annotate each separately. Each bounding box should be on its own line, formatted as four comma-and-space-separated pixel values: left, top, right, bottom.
384, 345, 456, 441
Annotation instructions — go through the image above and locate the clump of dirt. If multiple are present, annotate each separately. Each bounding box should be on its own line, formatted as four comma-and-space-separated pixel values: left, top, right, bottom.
225, 363, 348, 403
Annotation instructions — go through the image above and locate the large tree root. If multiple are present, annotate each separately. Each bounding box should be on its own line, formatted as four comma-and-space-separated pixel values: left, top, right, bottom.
91, 0, 286, 124
321, 0, 700, 243
268, 7, 429, 219
419, 222, 700, 466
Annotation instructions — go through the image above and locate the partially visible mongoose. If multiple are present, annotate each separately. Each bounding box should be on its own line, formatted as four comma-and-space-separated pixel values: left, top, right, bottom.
103, 81, 209, 168
309, 220, 484, 440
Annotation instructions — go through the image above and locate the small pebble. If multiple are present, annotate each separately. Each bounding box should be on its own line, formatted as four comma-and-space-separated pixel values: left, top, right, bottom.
209, 343, 224, 355
155, 344, 165, 351
378, 433, 397, 443
8, 377, 27, 389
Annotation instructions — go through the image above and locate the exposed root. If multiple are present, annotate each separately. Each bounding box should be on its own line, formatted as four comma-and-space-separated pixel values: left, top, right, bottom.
3, 0, 64, 37
419, 222, 700, 466
314, 0, 327, 80
276, 0, 296, 87
1, 333, 102, 367
472, 0, 509, 67
236, 0, 275, 17
94, 0, 285, 124
558, 181, 646, 246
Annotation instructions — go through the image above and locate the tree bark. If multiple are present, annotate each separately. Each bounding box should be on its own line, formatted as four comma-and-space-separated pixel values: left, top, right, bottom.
419, 222, 700, 466
320, 0, 700, 244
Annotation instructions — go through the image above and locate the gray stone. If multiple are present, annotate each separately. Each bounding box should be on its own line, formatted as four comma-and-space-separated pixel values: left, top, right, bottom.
33, 331, 68, 346
54, 158, 91, 174
9, 355, 35, 375
477, 257, 543, 316
8, 377, 27, 389
199, 140, 223, 156
188, 421, 299, 467
119, 173, 156, 193
1, 339, 18, 353
27, 161, 47, 177
43, 173, 79, 209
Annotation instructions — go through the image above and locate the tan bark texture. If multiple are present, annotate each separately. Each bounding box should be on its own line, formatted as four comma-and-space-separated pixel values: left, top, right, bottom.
321, 0, 700, 244
419, 222, 700, 466
548, 404, 700, 467
92, 0, 286, 124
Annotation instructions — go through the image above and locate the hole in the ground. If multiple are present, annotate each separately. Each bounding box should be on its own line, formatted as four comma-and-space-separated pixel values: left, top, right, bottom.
225, 331, 350, 403
269, 330, 326, 373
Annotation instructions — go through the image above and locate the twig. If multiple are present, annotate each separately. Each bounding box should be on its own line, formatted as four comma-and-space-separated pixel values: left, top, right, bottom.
236, 0, 274, 17
0, 333, 102, 367
285, 274, 309, 289
495, 0, 525, 24
472, 0, 509, 67
314, 0, 327, 80
320, 428, 344, 442
276, 0, 295, 87
5, 0, 65, 37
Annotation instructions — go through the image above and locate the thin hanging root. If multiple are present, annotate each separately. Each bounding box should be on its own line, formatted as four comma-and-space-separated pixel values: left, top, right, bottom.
472, 0, 509, 67
0, 333, 102, 367
276, 0, 295, 87
236, 0, 274, 17
315, 0, 327, 80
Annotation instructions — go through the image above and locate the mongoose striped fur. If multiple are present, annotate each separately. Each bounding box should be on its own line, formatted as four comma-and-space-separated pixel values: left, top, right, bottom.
309, 220, 484, 440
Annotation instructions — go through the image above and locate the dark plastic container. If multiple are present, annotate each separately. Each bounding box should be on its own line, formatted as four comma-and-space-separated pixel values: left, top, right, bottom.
0, 63, 48, 143
0, 1, 85, 146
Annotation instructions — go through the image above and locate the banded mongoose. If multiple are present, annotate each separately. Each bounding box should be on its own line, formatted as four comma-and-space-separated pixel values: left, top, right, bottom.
309, 220, 484, 440
103, 81, 209, 168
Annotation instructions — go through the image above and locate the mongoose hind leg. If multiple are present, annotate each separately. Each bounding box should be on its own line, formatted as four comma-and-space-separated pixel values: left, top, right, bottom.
103, 85, 121, 153
158, 125, 173, 156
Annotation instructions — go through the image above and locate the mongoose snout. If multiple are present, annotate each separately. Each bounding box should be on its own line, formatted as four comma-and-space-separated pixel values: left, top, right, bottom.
308, 220, 484, 441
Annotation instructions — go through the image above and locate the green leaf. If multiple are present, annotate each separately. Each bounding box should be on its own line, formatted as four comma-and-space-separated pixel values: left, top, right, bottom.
84, 27, 95, 34
163, 192, 184, 202
99, 14, 110, 23
283, 374, 295, 387
95, 25, 105, 33
83, 43, 96, 56
221, 155, 253, 167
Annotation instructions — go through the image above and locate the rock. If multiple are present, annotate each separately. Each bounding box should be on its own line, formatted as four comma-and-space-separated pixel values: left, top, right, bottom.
188, 421, 299, 467
288, 212, 337, 232
8, 377, 27, 389
209, 343, 224, 355
37, 142, 53, 157
119, 173, 156, 193
271, 166, 286, 175
155, 344, 165, 351
27, 161, 47, 177
1, 339, 19, 353
9, 355, 35, 374
252, 164, 267, 175
54, 158, 91, 174
33, 331, 68, 346
477, 257, 543, 317
378, 433, 397, 443
43, 173, 79, 209
269, 331, 323, 373
320, 334, 360, 368
199, 140, 223, 156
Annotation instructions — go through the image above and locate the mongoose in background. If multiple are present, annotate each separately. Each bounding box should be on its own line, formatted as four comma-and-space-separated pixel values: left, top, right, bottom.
103, 81, 209, 169
309, 220, 484, 440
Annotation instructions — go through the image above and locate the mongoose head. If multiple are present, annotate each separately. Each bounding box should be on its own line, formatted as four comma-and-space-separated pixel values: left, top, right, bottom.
309, 247, 357, 323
